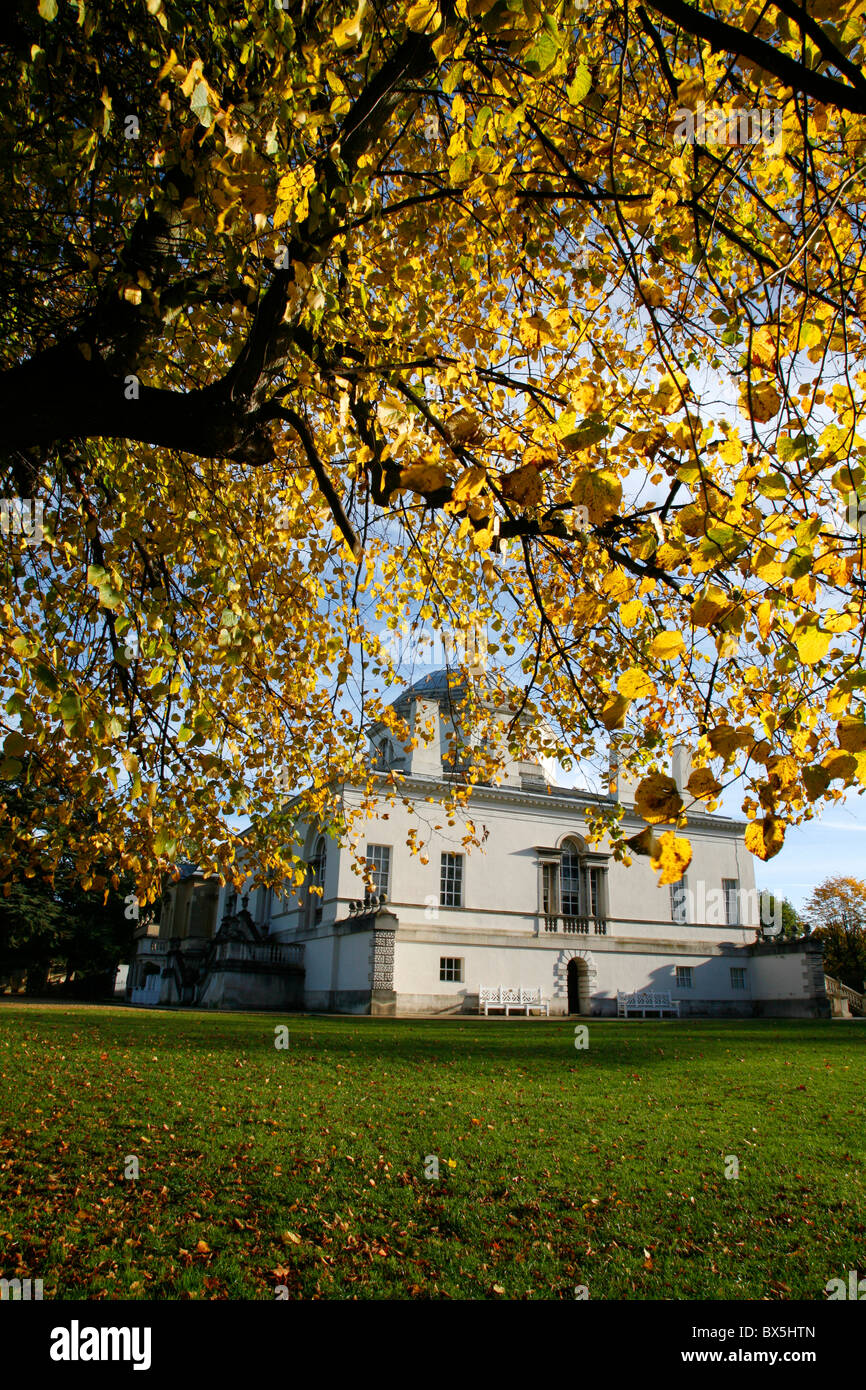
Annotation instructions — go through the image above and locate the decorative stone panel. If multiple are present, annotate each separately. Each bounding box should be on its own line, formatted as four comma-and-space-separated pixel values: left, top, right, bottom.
371, 928, 396, 991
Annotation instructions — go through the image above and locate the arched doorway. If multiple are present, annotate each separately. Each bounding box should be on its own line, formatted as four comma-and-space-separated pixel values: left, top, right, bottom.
567, 957, 589, 1014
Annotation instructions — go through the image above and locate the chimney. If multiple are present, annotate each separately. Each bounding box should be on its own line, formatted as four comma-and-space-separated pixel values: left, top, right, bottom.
408, 696, 442, 777
608, 732, 638, 805
672, 744, 692, 796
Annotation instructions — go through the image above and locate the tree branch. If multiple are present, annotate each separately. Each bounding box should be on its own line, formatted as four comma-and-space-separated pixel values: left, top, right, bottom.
644, 0, 866, 112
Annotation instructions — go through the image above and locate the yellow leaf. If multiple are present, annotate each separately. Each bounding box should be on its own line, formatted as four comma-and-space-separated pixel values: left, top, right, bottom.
446, 408, 483, 444
406, 0, 442, 33
802, 765, 831, 800
38, 0, 58, 17
652, 830, 692, 885
619, 600, 642, 629
795, 626, 830, 665
690, 584, 731, 628
601, 568, 631, 601
744, 816, 785, 861
707, 723, 748, 761
452, 465, 487, 503
837, 717, 866, 753
333, 0, 368, 48
634, 772, 683, 824
749, 326, 777, 370
398, 464, 448, 494
601, 693, 630, 730
756, 599, 773, 640
739, 380, 781, 423
676, 75, 704, 110
518, 314, 555, 347
650, 630, 685, 661
637, 278, 667, 308
821, 749, 857, 783
617, 668, 657, 700
570, 469, 622, 525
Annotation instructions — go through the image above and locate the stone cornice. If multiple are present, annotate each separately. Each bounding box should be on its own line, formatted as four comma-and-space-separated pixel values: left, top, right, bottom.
347, 773, 747, 836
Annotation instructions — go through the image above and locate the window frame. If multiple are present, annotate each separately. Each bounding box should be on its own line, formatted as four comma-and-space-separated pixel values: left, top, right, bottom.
365, 843, 391, 901
730, 966, 747, 991
439, 851, 464, 908
723, 878, 740, 926
439, 957, 464, 983
305, 836, 327, 928
561, 841, 582, 917
675, 965, 693, 989
670, 878, 689, 924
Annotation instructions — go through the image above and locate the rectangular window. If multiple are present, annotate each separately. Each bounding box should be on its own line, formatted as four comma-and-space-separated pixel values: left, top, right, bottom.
730, 967, 746, 991
365, 844, 391, 900
440, 957, 463, 982
440, 852, 464, 908
561, 853, 581, 917
670, 880, 688, 924
675, 965, 693, 989
587, 866, 601, 918
542, 862, 558, 915
723, 879, 740, 925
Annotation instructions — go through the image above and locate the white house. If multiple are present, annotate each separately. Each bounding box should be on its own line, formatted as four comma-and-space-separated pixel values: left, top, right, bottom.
126, 669, 828, 1018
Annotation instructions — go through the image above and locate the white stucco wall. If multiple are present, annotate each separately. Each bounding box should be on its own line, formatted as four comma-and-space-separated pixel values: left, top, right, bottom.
221, 760, 815, 1016
327, 779, 757, 938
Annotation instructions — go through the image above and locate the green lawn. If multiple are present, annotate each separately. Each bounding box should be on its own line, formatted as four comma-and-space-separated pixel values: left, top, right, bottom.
0, 1004, 863, 1300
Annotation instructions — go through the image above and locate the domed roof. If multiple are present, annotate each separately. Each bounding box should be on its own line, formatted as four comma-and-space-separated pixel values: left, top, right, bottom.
393, 668, 465, 706
390, 665, 525, 715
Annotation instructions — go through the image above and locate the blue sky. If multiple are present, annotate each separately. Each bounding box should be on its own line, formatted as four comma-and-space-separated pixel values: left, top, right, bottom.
731, 791, 866, 912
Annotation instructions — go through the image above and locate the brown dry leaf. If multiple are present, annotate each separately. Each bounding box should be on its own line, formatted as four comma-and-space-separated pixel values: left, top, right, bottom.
739, 379, 781, 423
500, 462, 543, 506
625, 825, 660, 857
686, 768, 722, 801
634, 772, 683, 824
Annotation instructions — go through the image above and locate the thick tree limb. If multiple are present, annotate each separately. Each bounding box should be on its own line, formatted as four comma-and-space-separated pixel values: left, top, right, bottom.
645, 0, 866, 113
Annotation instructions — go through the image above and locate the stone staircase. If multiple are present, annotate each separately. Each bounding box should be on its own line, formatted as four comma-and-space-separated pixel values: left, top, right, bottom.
824, 975, 865, 1018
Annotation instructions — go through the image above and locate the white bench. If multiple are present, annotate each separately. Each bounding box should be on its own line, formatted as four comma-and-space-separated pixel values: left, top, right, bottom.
480, 986, 549, 1017
617, 990, 680, 1018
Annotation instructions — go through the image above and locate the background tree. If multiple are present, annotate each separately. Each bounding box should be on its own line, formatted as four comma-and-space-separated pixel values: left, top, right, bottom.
759, 891, 807, 939
0, 777, 136, 990
804, 874, 866, 991
1, 0, 866, 902
0, 873, 133, 994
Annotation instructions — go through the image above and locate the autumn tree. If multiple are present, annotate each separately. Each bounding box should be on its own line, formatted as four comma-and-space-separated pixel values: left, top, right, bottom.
2, 0, 866, 900
804, 874, 866, 990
